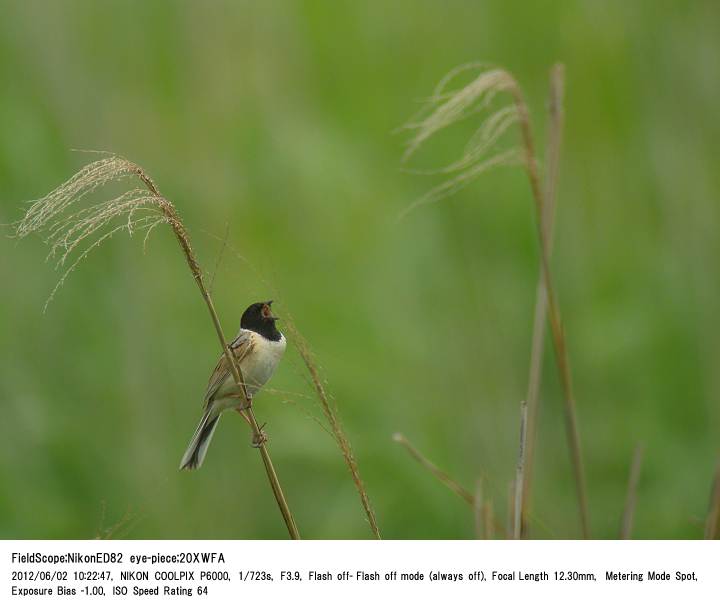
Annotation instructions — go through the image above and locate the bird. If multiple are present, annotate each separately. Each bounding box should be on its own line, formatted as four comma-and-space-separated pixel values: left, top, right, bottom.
179, 300, 286, 470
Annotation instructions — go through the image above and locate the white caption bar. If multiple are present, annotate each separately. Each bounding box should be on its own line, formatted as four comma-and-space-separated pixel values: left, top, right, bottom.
1, 540, 717, 608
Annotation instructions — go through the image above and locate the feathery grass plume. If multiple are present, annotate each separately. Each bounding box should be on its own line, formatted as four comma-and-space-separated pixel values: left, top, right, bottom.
705, 459, 720, 539
521, 64, 566, 537
12, 157, 167, 311
398, 63, 523, 218
401, 63, 590, 538
285, 319, 381, 539
620, 444, 644, 539
12, 155, 300, 539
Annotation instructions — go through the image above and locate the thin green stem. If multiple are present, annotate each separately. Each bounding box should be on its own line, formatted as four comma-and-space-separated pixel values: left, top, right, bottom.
513, 401, 528, 539
620, 444, 643, 539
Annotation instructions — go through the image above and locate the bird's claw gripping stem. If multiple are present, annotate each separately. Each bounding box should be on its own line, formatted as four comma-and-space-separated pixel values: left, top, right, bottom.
251, 422, 268, 448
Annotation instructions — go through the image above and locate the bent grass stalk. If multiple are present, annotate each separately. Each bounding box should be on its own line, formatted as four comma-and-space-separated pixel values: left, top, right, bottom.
393, 433, 475, 505
401, 62, 590, 538
393, 433, 507, 538
13, 156, 300, 539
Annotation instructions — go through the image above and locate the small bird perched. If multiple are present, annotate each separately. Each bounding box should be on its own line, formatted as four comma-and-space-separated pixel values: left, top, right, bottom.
179, 301, 286, 470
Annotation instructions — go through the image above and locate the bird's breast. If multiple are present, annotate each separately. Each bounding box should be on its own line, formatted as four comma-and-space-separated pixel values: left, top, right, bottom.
241, 332, 286, 395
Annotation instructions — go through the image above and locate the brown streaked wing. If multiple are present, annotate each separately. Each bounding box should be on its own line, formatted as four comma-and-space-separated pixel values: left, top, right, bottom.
201, 330, 254, 409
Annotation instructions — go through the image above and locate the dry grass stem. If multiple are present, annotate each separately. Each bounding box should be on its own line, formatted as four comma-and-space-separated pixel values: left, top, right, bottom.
620, 444, 644, 539
402, 62, 589, 538
13, 155, 300, 539
286, 320, 381, 539
513, 401, 529, 539
521, 63, 566, 537
705, 459, 720, 539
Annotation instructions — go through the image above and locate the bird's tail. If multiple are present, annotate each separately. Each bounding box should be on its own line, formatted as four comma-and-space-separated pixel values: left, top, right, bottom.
179, 410, 221, 471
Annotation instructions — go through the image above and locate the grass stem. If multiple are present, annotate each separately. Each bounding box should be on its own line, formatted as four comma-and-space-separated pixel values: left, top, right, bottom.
521, 64, 566, 537
474, 479, 484, 538
620, 444, 644, 539
393, 433, 475, 505
393, 436, 509, 538
513, 401, 528, 539
511, 66, 590, 538
704, 459, 720, 539
483, 500, 495, 540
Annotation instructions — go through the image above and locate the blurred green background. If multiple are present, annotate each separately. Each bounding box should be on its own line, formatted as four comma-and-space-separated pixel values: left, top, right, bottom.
1, 1, 718, 539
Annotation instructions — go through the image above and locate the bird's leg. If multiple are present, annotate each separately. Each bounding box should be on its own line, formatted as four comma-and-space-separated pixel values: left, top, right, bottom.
251, 422, 268, 448
234, 394, 252, 425
233, 395, 267, 446
232, 396, 252, 411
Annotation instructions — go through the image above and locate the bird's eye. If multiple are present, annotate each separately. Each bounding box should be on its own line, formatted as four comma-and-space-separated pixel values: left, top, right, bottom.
261, 304, 271, 318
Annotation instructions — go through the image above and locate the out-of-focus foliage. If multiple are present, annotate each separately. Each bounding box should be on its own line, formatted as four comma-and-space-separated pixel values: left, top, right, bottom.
0, 1, 718, 539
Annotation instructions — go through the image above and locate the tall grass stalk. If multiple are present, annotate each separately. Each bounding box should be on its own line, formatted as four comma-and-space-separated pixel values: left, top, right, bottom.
521, 64, 566, 537
402, 62, 589, 537
511, 70, 590, 539
620, 444, 644, 539
13, 156, 300, 539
